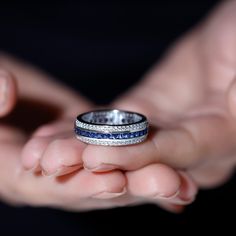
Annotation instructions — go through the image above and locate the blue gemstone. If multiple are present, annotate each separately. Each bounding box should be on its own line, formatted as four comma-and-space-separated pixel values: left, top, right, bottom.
100, 133, 107, 139
134, 132, 139, 137
96, 133, 102, 139
80, 130, 85, 136
121, 133, 129, 139
89, 132, 96, 138
129, 133, 135, 138
139, 130, 144, 136
111, 133, 119, 139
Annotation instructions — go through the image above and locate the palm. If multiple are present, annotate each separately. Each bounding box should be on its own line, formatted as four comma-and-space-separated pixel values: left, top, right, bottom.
112, 3, 236, 188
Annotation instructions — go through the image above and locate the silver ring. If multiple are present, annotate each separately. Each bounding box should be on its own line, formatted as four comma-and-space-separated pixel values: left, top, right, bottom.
75, 109, 149, 146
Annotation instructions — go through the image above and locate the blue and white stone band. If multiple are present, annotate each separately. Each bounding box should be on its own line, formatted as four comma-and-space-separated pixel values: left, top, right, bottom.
75, 109, 149, 146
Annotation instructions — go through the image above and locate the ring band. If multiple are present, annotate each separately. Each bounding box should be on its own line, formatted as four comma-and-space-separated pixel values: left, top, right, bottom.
75, 109, 149, 146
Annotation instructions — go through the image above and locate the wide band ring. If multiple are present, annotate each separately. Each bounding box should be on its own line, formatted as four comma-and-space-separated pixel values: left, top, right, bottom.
75, 109, 149, 146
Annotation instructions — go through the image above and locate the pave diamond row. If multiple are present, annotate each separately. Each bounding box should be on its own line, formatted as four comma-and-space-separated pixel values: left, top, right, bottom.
75, 120, 148, 132
76, 135, 147, 146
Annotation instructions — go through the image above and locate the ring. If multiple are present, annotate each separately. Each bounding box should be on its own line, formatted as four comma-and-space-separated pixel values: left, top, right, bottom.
75, 109, 149, 146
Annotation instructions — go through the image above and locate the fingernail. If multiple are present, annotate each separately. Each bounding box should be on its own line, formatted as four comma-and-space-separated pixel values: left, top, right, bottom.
154, 172, 197, 205
42, 164, 82, 177
154, 189, 180, 200
178, 171, 198, 202
0, 75, 8, 106
154, 190, 194, 205
92, 188, 126, 199
158, 202, 185, 214
25, 161, 41, 173
84, 163, 120, 172
42, 169, 61, 177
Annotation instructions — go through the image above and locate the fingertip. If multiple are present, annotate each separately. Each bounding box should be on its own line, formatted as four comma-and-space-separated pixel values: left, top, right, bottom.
127, 164, 181, 198
40, 138, 85, 176
90, 170, 127, 199
33, 119, 73, 137
0, 69, 17, 116
82, 145, 112, 170
177, 171, 198, 202
157, 202, 185, 214
158, 171, 198, 206
21, 136, 51, 170
57, 169, 127, 201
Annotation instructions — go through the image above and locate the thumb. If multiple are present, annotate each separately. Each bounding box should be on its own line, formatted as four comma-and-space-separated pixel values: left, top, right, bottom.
0, 69, 17, 117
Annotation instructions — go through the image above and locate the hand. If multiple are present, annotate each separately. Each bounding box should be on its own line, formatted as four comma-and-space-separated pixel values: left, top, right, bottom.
0, 55, 145, 211
21, 119, 195, 212
20, 1, 236, 212
0, 54, 119, 211
81, 0, 236, 204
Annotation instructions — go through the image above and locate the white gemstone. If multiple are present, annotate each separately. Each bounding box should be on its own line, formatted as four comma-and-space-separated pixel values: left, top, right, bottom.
75, 135, 148, 146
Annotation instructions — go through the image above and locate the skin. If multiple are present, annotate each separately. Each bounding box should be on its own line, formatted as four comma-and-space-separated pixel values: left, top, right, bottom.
1, 0, 236, 212
0, 54, 190, 212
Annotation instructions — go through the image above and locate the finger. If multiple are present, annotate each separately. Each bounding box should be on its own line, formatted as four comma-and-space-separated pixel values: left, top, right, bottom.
40, 134, 87, 177
156, 202, 185, 214
19, 169, 127, 207
21, 119, 78, 174
0, 69, 17, 116
126, 164, 197, 205
21, 135, 54, 171
83, 114, 233, 171
0, 53, 92, 117
33, 118, 73, 137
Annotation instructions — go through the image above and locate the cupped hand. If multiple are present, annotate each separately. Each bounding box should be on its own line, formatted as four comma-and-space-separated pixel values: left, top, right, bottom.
20, 1, 236, 212
0, 54, 117, 210
1, 55, 163, 212
79, 0, 236, 210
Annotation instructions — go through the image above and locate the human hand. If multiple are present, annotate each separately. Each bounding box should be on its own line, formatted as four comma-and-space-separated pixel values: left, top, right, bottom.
2, 55, 187, 212
22, 115, 196, 212
1, 55, 151, 212
0, 54, 121, 211
81, 0, 236, 209
20, 1, 236, 212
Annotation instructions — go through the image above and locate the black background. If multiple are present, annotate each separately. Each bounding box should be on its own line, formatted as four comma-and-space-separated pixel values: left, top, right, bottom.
0, 0, 235, 235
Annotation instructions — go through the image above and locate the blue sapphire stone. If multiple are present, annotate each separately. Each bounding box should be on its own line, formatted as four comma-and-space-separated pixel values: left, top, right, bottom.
112, 133, 121, 139
129, 133, 135, 138
76, 128, 148, 139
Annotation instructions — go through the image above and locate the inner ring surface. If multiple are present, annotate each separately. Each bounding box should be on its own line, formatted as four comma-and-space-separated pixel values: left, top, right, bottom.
80, 110, 145, 126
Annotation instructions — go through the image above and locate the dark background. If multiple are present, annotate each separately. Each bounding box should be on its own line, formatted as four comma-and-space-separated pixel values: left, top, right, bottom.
0, 0, 235, 235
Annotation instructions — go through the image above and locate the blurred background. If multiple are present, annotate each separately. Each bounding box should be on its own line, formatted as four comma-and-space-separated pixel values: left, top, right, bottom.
0, 0, 234, 235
